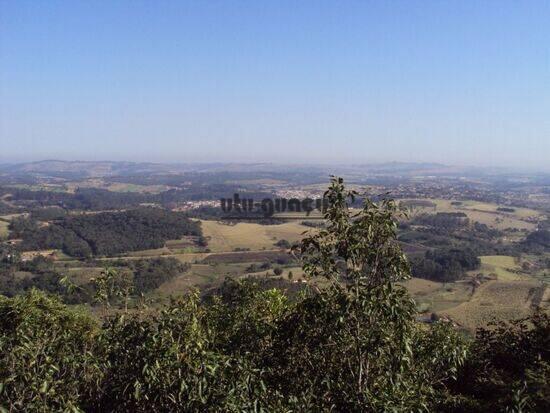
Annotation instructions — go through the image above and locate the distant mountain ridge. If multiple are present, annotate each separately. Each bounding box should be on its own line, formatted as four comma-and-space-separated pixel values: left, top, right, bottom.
0, 160, 174, 178
0, 160, 457, 177
2, 160, 537, 180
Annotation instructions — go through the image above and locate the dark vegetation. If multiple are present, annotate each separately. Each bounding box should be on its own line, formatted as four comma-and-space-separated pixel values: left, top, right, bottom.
13, 208, 201, 257
29, 206, 68, 221
412, 212, 469, 232
205, 275, 307, 300
0, 254, 62, 298
274, 239, 291, 248
185, 206, 287, 225
5, 187, 150, 210
411, 248, 480, 282
449, 312, 550, 412
0, 178, 547, 412
522, 229, 550, 252
7, 215, 40, 238
109, 257, 189, 294
396, 208, 548, 281
0, 252, 92, 303
3, 185, 274, 211
0, 203, 18, 215
497, 207, 516, 213
0, 248, 189, 301
301, 220, 326, 228
201, 250, 294, 265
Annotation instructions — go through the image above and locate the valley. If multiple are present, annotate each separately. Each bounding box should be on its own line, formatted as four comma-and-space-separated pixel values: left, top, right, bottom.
1, 161, 548, 332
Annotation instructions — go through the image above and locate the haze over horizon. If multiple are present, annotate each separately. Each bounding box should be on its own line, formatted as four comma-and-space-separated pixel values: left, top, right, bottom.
1, 1, 549, 168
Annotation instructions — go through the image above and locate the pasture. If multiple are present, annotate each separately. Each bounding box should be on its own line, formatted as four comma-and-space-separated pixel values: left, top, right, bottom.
6, 183, 68, 192
200, 220, 310, 252
400, 198, 539, 230
0, 220, 9, 239
479, 255, 525, 281
105, 182, 169, 193
409, 281, 474, 314
442, 280, 544, 331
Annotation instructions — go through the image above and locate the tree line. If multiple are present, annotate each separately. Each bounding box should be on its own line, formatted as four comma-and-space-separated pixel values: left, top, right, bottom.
12, 208, 202, 257
2, 186, 274, 211
0, 250, 190, 303
410, 248, 481, 282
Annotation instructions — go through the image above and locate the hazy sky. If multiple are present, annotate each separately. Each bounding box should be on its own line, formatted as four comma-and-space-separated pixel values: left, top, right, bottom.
1, 1, 549, 167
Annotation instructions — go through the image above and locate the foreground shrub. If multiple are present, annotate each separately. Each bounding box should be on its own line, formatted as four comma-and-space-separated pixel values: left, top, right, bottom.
445, 311, 550, 412
0, 290, 101, 411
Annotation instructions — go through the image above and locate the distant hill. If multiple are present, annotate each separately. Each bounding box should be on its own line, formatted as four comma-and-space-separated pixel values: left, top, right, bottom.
1, 160, 537, 182
0, 160, 175, 178
348, 162, 468, 176
0, 160, 455, 178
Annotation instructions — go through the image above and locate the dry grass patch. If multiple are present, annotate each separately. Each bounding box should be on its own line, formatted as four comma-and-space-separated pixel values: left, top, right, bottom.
401, 278, 443, 296
106, 183, 169, 193
479, 255, 525, 281
442, 280, 544, 331
201, 220, 308, 252
156, 263, 251, 294
0, 220, 9, 239
400, 198, 538, 230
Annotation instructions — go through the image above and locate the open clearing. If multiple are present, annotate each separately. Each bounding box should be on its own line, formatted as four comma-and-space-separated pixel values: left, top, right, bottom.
105, 183, 169, 193
401, 278, 443, 297
0, 213, 26, 221
60, 266, 105, 285
442, 280, 545, 330
200, 220, 310, 252
6, 184, 68, 192
411, 281, 474, 313
400, 198, 539, 231
0, 220, 9, 239
479, 255, 526, 281
156, 263, 253, 294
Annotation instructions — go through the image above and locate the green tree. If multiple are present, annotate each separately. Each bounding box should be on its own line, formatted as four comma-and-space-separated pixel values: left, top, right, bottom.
0, 290, 101, 412
259, 176, 466, 410
91, 267, 134, 314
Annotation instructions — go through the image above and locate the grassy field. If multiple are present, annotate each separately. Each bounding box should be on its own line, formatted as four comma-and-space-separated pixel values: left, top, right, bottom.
125, 246, 173, 257
225, 178, 287, 186
478, 255, 525, 281
409, 280, 475, 314
60, 266, 105, 285
442, 280, 544, 331
156, 262, 254, 294
105, 183, 169, 193
7, 184, 68, 192
459, 201, 541, 219
401, 277, 443, 297
400, 198, 539, 231
200, 220, 310, 252
0, 220, 9, 239
400, 253, 549, 331
0, 213, 26, 221
403, 275, 547, 331
201, 250, 290, 264
63, 179, 169, 194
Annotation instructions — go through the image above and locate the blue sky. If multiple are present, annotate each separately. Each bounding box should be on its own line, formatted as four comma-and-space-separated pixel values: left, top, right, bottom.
1, 1, 549, 168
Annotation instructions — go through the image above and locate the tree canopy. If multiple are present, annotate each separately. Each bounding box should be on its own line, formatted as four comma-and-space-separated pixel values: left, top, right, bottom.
16, 208, 202, 257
